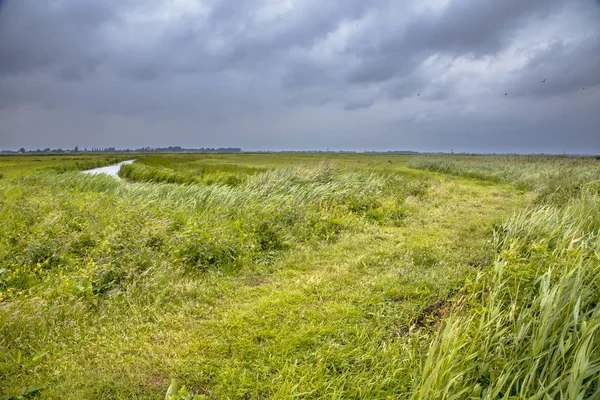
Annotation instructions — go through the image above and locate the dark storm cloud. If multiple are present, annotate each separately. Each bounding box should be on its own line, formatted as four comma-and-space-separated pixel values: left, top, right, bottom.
509, 34, 600, 97
0, 0, 124, 77
343, 100, 373, 111
385, 76, 424, 100
203, 0, 373, 66
102, 0, 377, 83
402, 0, 560, 55
0, 0, 599, 152
347, 0, 567, 86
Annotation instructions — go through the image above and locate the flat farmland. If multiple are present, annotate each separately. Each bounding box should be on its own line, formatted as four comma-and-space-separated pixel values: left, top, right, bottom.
1, 153, 599, 399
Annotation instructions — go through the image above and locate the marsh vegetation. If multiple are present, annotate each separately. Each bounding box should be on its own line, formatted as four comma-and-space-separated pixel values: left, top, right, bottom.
1, 153, 598, 399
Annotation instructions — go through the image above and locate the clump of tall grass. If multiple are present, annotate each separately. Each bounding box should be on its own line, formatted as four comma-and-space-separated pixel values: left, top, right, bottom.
2, 164, 412, 303
413, 191, 600, 399
119, 159, 258, 186
43, 163, 394, 212
408, 155, 600, 203
136, 154, 264, 175
119, 163, 201, 185
52, 156, 133, 173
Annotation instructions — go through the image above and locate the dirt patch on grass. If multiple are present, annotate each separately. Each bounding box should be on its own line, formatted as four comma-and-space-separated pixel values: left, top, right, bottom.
245, 275, 267, 287
146, 374, 169, 389
395, 292, 458, 337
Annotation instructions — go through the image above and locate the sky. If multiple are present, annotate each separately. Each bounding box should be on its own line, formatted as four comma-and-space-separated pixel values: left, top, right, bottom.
0, 0, 599, 153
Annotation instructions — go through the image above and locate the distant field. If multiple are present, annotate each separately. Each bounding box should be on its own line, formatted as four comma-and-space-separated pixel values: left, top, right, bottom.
1, 153, 598, 399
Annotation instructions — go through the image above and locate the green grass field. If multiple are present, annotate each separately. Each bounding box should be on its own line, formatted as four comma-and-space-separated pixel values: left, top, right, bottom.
1, 153, 599, 399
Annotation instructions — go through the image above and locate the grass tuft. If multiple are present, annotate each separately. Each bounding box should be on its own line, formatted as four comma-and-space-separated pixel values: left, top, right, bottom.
413, 191, 600, 399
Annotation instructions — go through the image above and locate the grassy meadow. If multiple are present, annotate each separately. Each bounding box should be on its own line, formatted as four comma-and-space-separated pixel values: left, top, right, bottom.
1, 153, 599, 399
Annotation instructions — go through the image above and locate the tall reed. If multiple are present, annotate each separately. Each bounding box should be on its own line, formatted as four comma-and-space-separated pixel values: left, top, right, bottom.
413, 191, 600, 399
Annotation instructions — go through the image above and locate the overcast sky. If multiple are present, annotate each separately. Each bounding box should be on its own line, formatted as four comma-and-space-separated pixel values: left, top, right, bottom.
1, 0, 599, 153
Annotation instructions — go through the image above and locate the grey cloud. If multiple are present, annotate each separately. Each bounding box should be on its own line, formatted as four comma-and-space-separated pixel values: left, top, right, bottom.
348, 56, 420, 84
401, 0, 561, 56
122, 64, 164, 82
509, 35, 600, 97
207, 0, 373, 62
105, 0, 375, 82
0, 0, 124, 77
347, 0, 568, 87
343, 100, 373, 111
281, 56, 345, 90
421, 85, 452, 102
282, 90, 335, 108
384, 76, 425, 100
0, 0, 599, 153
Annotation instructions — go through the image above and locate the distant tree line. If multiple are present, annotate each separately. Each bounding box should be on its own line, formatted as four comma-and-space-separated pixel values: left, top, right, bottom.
1, 146, 243, 154
5, 148, 588, 156
252, 150, 421, 154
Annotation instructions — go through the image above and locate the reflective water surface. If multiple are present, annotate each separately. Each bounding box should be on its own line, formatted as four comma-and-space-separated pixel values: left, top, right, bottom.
82, 160, 135, 178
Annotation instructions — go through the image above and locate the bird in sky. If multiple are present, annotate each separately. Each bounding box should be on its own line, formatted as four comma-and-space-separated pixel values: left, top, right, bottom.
541, 79, 546, 83
505, 93, 508, 96
417, 93, 420, 96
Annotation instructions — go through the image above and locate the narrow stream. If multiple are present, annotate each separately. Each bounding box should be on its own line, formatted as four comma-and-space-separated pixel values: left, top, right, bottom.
82, 160, 135, 178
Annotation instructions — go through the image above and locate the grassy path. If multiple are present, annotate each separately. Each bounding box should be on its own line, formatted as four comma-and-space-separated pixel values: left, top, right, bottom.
2, 173, 525, 399
163, 178, 524, 398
